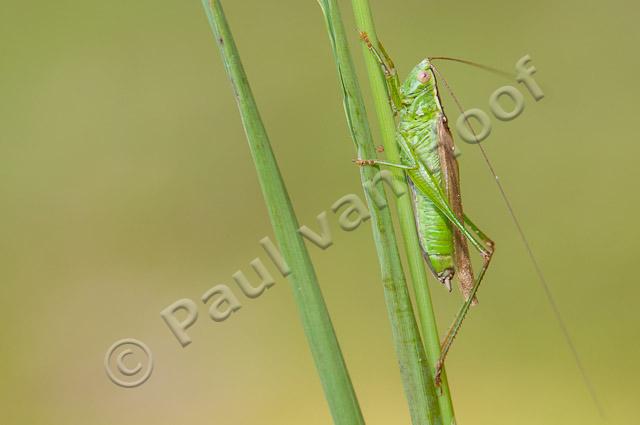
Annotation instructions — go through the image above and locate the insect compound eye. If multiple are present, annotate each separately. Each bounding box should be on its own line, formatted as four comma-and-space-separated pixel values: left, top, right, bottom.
417, 70, 431, 84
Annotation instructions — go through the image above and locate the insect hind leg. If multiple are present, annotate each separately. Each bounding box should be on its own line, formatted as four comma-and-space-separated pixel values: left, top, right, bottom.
435, 218, 495, 386
464, 214, 495, 252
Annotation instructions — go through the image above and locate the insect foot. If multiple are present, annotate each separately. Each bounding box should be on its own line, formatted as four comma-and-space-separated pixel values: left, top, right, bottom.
435, 359, 444, 388
353, 159, 377, 166
358, 31, 372, 47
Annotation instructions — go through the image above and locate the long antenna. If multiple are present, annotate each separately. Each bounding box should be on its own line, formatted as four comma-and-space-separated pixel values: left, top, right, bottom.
430, 62, 606, 419
430, 56, 513, 79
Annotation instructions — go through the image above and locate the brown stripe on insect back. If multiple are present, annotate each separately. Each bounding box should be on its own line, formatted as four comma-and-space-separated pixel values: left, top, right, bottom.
436, 114, 477, 304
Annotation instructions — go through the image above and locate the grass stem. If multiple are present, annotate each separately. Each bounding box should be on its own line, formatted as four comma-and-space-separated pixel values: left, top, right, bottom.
319, 1, 442, 423
348, 1, 457, 422
201, 2, 365, 424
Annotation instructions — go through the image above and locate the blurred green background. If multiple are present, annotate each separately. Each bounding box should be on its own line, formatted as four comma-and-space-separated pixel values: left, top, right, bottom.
1, 0, 638, 424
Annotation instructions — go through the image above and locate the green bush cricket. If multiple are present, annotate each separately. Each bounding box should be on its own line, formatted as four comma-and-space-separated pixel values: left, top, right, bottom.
355, 34, 606, 419
355, 32, 499, 386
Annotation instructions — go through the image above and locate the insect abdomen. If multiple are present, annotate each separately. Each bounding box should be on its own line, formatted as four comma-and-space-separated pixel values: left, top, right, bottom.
404, 118, 456, 286
411, 183, 455, 273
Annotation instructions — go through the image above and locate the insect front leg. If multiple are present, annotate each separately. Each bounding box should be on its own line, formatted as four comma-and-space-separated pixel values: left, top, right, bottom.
353, 134, 418, 170
358, 32, 403, 113
352, 158, 415, 170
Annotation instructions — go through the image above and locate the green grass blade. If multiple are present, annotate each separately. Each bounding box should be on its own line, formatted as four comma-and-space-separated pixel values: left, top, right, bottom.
318, 1, 442, 424
200, 2, 365, 424
348, 1, 457, 422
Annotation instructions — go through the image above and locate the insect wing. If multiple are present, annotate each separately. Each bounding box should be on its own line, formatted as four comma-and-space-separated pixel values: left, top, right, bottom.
436, 115, 476, 303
